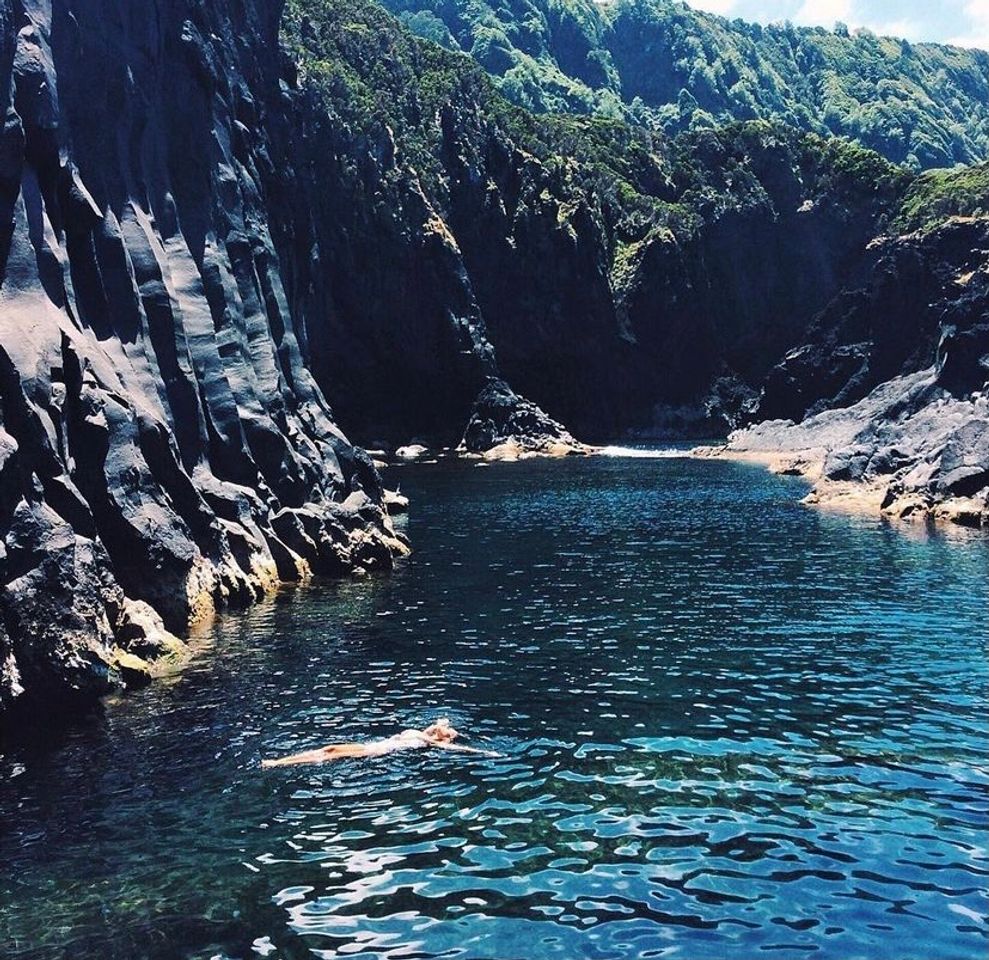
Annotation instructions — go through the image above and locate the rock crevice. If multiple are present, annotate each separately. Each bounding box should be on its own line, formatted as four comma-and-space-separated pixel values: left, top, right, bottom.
0, 0, 407, 717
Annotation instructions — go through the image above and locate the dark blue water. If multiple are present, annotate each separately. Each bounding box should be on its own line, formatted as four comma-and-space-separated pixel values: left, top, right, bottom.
1, 456, 987, 960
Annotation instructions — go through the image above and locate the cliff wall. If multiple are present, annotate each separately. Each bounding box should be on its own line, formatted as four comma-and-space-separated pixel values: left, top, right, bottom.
0, 0, 406, 717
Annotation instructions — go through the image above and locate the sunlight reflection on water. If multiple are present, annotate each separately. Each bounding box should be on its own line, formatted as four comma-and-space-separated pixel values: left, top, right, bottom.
1, 456, 987, 960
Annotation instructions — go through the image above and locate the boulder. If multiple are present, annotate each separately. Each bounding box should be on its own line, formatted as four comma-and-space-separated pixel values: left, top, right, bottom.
114, 599, 186, 662
383, 489, 409, 514
1, 500, 119, 708
110, 650, 154, 690
460, 379, 588, 457
395, 444, 429, 460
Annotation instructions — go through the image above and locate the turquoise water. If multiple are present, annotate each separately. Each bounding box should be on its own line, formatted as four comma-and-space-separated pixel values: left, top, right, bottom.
1, 456, 987, 960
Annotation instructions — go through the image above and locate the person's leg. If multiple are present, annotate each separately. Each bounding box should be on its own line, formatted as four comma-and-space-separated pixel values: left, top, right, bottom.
262, 743, 368, 768
322, 744, 369, 760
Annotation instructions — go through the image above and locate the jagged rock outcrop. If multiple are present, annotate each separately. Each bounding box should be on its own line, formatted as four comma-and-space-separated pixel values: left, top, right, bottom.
0, 0, 407, 718
277, 0, 988, 521
460, 378, 588, 458
753, 219, 989, 425
714, 218, 989, 526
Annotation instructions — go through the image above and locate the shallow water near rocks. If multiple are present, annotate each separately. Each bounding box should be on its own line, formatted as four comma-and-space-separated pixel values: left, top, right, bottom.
1, 455, 987, 960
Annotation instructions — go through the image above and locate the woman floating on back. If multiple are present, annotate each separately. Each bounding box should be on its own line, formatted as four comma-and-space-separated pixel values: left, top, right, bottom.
261, 718, 499, 768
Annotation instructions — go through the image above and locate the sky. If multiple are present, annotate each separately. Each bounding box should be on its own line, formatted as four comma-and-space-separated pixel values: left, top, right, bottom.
685, 0, 989, 51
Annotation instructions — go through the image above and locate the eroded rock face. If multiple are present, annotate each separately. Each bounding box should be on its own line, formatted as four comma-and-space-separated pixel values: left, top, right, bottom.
461, 378, 586, 457
725, 219, 989, 525
0, 0, 406, 717
753, 220, 989, 425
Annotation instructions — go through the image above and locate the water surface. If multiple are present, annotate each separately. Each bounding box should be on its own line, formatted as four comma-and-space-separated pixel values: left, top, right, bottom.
1, 456, 987, 959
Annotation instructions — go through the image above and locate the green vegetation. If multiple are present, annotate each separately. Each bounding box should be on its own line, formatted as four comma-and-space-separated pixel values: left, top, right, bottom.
380, 0, 989, 169
278, 0, 977, 433
280, 0, 981, 284
894, 163, 989, 233
282, 0, 907, 253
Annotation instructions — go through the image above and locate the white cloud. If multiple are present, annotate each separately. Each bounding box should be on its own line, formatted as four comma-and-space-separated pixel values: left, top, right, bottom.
793, 0, 854, 28
947, 32, 989, 49
685, 0, 988, 46
948, 0, 989, 49
870, 19, 925, 40
687, 0, 740, 14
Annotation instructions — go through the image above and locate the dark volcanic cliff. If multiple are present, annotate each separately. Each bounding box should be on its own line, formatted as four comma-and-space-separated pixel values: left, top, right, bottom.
277, 0, 907, 441
0, 0, 409, 717
724, 215, 989, 525
285, 0, 986, 519
755, 219, 989, 425
1, 0, 985, 719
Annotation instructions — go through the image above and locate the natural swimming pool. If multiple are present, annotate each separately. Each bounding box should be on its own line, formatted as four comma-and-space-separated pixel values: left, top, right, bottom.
1, 455, 987, 959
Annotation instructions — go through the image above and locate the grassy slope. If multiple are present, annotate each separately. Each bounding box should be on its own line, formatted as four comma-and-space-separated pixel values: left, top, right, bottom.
894, 164, 989, 232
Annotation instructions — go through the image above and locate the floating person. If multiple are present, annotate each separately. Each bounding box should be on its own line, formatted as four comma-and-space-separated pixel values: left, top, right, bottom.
261, 718, 500, 768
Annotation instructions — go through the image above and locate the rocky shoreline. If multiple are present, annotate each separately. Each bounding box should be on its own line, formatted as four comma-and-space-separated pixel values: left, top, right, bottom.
695, 369, 989, 530
0, 0, 412, 720
691, 445, 977, 528
1, 0, 986, 724
696, 215, 989, 532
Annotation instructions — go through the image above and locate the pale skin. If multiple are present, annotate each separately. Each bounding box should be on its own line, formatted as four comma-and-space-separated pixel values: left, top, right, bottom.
261, 718, 499, 768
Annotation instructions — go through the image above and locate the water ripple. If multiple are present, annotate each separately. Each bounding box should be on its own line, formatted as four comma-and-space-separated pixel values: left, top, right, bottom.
0, 457, 986, 960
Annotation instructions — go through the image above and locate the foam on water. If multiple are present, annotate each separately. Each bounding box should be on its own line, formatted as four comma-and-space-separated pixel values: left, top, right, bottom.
597, 445, 691, 458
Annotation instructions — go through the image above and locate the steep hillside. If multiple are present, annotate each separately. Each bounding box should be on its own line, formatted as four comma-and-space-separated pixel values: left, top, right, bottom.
382, 0, 989, 169
0, 0, 408, 718
281, 0, 907, 440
